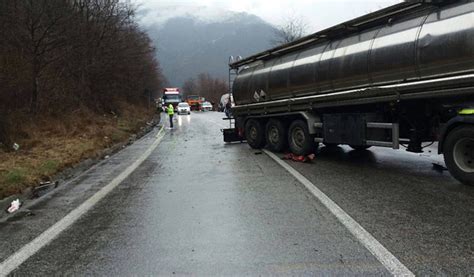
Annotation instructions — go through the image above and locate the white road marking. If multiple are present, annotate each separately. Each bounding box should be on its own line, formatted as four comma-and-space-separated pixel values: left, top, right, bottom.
0, 126, 166, 276
263, 149, 414, 277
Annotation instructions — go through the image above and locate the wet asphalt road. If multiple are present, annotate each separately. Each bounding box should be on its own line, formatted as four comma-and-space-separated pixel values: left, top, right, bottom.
1, 112, 473, 275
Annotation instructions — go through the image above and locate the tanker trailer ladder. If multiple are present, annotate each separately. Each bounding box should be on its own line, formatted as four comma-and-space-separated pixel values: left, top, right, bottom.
228, 55, 240, 94
222, 55, 244, 143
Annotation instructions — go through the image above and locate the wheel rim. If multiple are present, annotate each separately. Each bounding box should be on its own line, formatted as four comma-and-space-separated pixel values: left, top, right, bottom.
453, 138, 474, 173
291, 127, 305, 149
249, 126, 258, 141
268, 125, 279, 145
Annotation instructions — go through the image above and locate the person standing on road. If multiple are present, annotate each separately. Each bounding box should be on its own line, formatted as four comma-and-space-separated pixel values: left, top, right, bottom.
167, 103, 174, 128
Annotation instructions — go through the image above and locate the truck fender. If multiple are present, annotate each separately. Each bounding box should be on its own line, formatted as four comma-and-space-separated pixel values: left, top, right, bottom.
438, 115, 474, 154
297, 112, 321, 135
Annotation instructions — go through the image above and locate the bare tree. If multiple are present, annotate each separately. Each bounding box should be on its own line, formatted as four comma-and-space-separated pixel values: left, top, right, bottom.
182, 78, 197, 99
0, 0, 165, 140
271, 15, 309, 46
2, 0, 72, 114
182, 73, 227, 106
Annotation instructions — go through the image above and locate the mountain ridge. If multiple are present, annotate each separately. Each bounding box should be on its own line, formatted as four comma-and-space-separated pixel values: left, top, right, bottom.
144, 10, 276, 87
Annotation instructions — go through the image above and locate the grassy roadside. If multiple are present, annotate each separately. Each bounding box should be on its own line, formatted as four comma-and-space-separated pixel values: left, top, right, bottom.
0, 104, 158, 199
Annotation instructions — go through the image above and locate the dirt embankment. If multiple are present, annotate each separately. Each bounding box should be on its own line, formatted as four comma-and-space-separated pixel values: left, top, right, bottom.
0, 104, 159, 199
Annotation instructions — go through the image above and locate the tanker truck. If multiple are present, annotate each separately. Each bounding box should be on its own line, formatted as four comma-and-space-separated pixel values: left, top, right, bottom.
225, 0, 474, 185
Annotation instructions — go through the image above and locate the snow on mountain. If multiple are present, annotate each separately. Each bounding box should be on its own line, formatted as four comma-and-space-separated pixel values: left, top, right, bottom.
140, 5, 276, 87
138, 4, 265, 29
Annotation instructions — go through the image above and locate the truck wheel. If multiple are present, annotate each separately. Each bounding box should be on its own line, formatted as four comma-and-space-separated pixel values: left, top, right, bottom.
443, 125, 474, 186
265, 119, 287, 152
245, 119, 265, 149
349, 145, 372, 151
288, 120, 317, 156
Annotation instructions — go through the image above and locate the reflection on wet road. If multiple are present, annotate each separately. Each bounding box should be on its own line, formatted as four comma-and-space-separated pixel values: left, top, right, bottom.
3, 112, 474, 276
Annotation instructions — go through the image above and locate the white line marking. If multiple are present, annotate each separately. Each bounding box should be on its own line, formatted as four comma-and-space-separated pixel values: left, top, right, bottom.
0, 126, 166, 276
263, 149, 414, 277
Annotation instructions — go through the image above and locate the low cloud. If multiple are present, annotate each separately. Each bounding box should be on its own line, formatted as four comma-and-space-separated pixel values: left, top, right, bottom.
136, 0, 402, 31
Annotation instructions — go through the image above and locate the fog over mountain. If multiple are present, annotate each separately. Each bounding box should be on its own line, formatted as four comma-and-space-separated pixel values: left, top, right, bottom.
141, 6, 276, 87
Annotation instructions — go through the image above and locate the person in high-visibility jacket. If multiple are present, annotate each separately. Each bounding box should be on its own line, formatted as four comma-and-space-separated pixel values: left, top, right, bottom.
167, 103, 174, 128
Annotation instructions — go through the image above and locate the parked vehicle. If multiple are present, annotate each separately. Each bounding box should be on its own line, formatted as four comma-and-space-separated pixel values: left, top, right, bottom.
202, 102, 213, 111
224, 1, 474, 185
187, 95, 205, 111
162, 88, 182, 111
177, 102, 191, 115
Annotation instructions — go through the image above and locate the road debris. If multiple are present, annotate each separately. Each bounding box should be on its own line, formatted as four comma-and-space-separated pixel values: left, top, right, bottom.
12, 142, 20, 151
6, 199, 21, 213
282, 153, 316, 163
254, 152, 263, 155
32, 181, 60, 198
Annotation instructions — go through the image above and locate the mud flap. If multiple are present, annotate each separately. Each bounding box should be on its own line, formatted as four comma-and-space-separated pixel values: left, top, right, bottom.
222, 128, 244, 143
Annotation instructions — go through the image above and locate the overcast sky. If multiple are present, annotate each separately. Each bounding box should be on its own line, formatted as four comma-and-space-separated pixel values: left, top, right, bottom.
136, 0, 403, 32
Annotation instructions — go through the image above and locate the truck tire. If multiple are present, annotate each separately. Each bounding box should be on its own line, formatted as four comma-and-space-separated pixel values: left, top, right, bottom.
349, 145, 372, 151
245, 119, 265, 149
288, 119, 317, 156
265, 119, 287, 152
443, 125, 474, 186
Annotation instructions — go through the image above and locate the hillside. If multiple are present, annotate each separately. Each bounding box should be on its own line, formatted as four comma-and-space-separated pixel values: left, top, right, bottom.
145, 11, 276, 87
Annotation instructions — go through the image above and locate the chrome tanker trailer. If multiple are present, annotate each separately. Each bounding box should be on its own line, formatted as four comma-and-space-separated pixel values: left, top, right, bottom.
226, 0, 474, 185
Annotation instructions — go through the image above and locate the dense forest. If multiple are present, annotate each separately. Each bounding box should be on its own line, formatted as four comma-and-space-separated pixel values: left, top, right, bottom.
0, 0, 166, 197
0, 0, 165, 146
